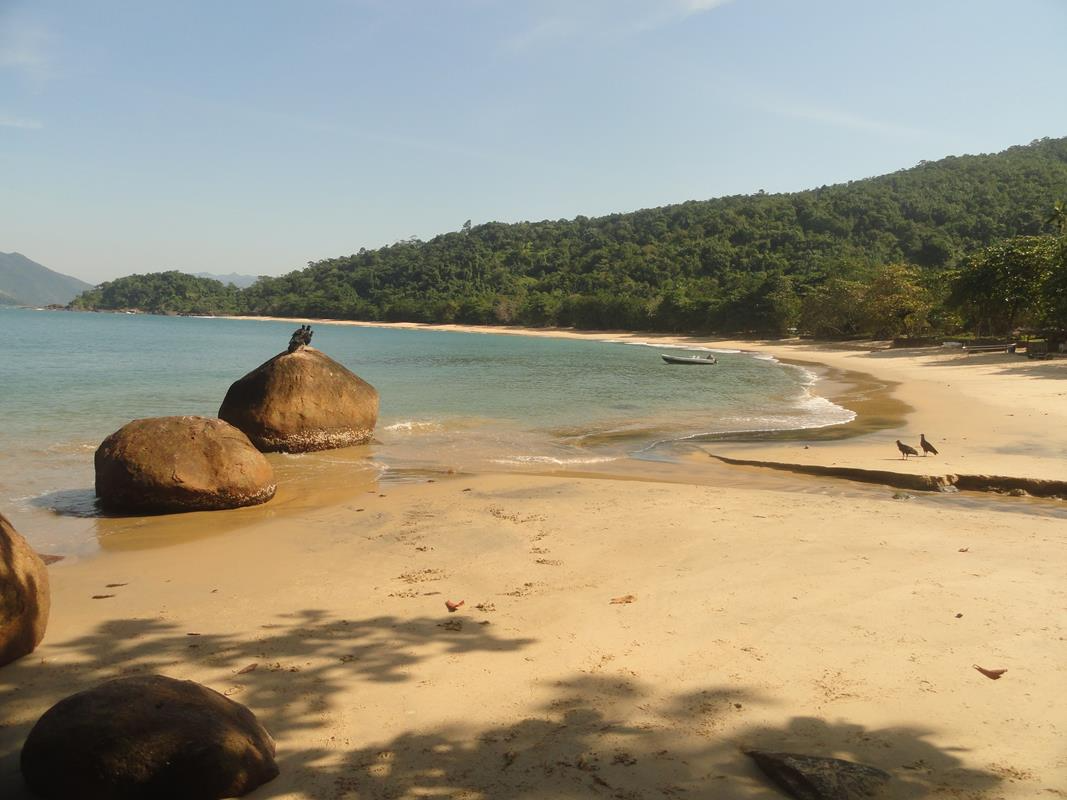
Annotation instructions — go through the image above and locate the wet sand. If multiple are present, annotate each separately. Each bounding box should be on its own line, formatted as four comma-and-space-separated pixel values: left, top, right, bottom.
2, 322, 1066, 798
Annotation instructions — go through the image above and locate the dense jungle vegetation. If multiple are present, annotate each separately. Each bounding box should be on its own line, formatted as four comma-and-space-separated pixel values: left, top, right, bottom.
71, 137, 1067, 339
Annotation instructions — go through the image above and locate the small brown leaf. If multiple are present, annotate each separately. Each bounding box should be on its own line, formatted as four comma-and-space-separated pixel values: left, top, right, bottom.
610, 594, 637, 605
91, 594, 115, 600
105, 583, 128, 588
973, 665, 1007, 680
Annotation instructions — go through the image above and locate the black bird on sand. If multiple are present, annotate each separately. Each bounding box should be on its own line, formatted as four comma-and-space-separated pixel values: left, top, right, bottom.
920, 433, 939, 456
896, 440, 919, 460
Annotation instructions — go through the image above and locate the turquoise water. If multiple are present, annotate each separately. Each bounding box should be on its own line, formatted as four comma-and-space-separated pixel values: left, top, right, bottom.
0, 308, 853, 552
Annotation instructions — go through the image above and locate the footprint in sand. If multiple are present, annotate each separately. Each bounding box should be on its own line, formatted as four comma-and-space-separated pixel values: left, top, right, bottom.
397, 568, 447, 584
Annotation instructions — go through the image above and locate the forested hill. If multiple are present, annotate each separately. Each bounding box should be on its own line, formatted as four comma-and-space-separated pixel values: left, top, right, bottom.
74, 137, 1067, 334
0, 252, 92, 306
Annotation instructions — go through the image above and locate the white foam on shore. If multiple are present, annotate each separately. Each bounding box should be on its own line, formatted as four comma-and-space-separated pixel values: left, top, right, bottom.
384, 420, 444, 433
45, 441, 97, 454
492, 455, 619, 466
782, 364, 856, 427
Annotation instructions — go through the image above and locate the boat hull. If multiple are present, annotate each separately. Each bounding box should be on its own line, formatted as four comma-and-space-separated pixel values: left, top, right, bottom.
661, 354, 717, 365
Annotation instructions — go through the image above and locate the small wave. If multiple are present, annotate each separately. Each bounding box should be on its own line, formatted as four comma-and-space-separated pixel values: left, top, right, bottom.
604, 339, 743, 355
384, 420, 444, 433
45, 441, 97, 455
492, 455, 619, 466
298, 458, 385, 471
665, 345, 740, 355
786, 365, 855, 426
780, 362, 818, 385
636, 409, 858, 453
21, 488, 100, 517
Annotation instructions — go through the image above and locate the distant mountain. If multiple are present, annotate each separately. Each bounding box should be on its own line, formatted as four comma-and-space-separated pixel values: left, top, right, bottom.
0, 252, 94, 306
193, 271, 261, 289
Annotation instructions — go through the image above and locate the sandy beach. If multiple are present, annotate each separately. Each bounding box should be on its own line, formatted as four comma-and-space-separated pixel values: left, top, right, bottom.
2, 322, 1066, 799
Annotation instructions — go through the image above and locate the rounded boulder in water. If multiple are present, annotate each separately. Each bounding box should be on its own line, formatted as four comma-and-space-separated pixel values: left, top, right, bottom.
94, 416, 276, 513
218, 347, 379, 453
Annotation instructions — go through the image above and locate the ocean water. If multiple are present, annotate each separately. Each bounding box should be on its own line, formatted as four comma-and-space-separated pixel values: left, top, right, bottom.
0, 308, 854, 553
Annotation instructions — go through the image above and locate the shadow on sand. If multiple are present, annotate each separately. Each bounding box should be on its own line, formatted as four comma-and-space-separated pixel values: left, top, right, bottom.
0, 609, 1003, 799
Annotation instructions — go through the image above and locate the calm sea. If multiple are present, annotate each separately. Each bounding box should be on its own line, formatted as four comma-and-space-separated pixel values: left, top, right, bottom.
0, 308, 853, 554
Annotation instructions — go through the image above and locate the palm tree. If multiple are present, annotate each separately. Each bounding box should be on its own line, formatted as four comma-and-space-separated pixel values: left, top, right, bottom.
1047, 200, 1067, 235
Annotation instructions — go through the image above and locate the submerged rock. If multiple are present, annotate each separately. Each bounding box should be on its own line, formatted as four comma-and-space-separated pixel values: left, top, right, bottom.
745, 749, 891, 799
0, 512, 50, 667
21, 674, 279, 799
95, 416, 276, 513
218, 346, 379, 452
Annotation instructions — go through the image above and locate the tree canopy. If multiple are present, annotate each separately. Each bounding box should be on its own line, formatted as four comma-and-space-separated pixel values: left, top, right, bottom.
71, 271, 242, 315
72, 137, 1067, 338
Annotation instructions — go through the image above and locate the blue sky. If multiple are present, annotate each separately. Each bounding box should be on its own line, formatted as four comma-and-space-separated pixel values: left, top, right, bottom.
2, 0, 1066, 284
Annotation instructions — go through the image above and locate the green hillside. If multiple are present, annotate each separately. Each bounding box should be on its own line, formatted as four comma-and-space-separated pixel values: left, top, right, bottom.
0, 252, 93, 306
72, 271, 241, 315
73, 137, 1067, 336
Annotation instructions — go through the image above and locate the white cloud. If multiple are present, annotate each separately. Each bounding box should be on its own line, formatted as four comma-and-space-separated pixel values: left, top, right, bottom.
502, 0, 739, 52
751, 97, 924, 139
0, 114, 42, 129
679, 0, 736, 14
502, 16, 577, 52
0, 14, 53, 83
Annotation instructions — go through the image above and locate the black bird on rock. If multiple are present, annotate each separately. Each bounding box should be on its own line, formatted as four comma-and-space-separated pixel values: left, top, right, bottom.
896, 440, 919, 460
920, 433, 939, 456
288, 324, 313, 353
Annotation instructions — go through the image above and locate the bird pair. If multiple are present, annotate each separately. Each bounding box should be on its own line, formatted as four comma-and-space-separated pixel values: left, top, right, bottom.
897, 434, 938, 459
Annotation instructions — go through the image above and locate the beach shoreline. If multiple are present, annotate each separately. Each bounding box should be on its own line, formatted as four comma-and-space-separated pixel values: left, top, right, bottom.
2, 317, 1066, 798
215, 314, 1067, 486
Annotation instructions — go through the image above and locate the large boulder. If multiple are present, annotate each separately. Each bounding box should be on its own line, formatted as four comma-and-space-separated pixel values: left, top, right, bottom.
0, 512, 50, 667
21, 674, 279, 799
95, 416, 276, 513
218, 346, 379, 452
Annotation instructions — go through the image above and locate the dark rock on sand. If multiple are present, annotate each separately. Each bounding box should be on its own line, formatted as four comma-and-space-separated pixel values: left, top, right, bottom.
745, 749, 891, 799
0, 512, 50, 667
21, 674, 279, 800
218, 346, 379, 452
95, 416, 276, 513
